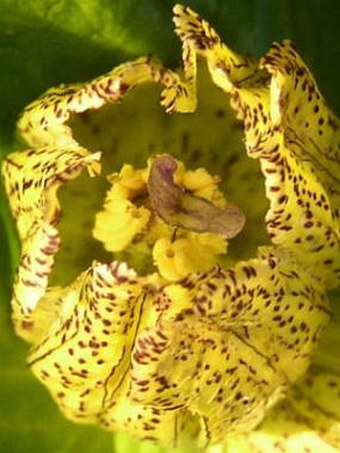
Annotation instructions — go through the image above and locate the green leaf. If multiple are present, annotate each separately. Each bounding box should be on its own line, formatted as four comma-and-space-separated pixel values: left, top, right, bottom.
1, 1, 340, 452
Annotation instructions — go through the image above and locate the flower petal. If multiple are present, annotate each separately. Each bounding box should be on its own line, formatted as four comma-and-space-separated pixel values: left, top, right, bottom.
130, 248, 330, 446
27, 261, 145, 421
173, 4, 263, 91
26, 260, 197, 446
2, 146, 100, 336
19, 246, 329, 447
224, 368, 340, 452
259, 41, 340, 286
173, 4, 340, 287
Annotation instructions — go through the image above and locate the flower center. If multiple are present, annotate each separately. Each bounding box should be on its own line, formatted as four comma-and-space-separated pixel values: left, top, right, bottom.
51, 65, 269, 285
93, 153, 245, 281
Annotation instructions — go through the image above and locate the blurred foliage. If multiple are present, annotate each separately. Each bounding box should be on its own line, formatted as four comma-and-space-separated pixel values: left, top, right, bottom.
0, 1, 339, 452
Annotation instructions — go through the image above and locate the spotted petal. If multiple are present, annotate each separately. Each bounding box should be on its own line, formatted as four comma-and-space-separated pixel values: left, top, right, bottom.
173, 4, 340, 287
2, 3, 340, 450
223, 367, 340, 452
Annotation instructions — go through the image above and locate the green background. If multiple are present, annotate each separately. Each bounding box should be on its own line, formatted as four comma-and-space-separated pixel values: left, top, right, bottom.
1, 1, 340, 452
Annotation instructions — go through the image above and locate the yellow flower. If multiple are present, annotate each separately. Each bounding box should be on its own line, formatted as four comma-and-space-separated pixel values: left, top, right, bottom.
2, 4, 340, 451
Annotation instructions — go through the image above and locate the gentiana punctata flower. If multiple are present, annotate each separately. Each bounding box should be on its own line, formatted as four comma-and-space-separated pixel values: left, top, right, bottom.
2, 4, 340, 451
